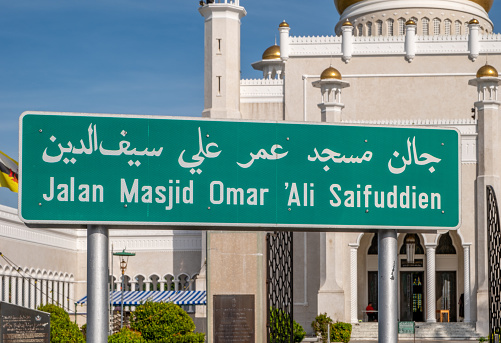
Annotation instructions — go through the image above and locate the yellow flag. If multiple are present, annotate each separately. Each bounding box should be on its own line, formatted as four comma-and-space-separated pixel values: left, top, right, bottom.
0, 150, 18, 193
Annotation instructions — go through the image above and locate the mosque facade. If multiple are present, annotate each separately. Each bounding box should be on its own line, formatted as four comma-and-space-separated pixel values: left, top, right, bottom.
200, 0, 501, 340
0, 0, 500, 340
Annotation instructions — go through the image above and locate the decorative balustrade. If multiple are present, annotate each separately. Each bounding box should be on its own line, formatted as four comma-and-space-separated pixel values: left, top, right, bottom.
0, 265, 74, 312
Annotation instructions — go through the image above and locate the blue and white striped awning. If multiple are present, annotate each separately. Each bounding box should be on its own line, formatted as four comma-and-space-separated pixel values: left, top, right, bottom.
76, 291, 206, 306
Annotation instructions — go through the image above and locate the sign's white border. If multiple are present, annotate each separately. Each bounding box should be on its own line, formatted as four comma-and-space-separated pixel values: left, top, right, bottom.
19, 111, 462, 231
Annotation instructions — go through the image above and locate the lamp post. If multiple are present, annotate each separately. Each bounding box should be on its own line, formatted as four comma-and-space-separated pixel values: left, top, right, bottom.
113, 249, 135, 329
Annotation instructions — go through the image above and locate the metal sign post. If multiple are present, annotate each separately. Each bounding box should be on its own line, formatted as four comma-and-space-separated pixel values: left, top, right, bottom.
87, 225, 109, 343
379, 230, 398, 343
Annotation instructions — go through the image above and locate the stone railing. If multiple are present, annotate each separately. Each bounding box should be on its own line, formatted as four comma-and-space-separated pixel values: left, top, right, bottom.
0, 265, 75, 312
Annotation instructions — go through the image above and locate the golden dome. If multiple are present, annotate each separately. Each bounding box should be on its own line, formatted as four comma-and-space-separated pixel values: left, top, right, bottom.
335, 0, 493, 15
320, 66, 342, 80
262, 45, 281, 60
476, 64, 499, 78
406, 19, 417, 25
469, 18, 480, 24
279, 20, 290, 28
342, 19, 353, 26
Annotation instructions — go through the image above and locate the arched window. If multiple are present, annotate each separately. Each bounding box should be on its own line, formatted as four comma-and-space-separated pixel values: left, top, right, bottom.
433, 18, 441, 35
398, 18, 406, 35
368, 233, 378, 254
465, 22, 469, 34
422, 17, 430, 35
445, 19, 451, 35
399, 234, 425, 254
436, 232, 457, 254
455, 20, 462, 34
367, 21, 373, 36
376, 20, 383, 35
358, 23, 363, 36
387, 19, 394, 36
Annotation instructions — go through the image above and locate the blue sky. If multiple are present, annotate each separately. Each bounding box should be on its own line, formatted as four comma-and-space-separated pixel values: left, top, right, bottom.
0, 0, 500, 208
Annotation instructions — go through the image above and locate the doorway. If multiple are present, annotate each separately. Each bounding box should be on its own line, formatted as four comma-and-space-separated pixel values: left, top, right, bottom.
436, 271, 456, 322
400, 272, 424, 322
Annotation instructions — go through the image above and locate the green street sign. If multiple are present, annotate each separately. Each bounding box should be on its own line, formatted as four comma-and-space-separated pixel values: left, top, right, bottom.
398, 321, 415, 334
19, 112, 460, 230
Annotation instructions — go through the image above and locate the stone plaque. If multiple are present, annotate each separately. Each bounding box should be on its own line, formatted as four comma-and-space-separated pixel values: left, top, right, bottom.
0, 302, 50, 343
214, 294, 254, 343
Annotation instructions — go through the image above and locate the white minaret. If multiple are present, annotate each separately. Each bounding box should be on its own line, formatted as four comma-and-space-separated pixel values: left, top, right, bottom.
468, 18, 481, 61
312, 66, 350, 122
468, 64, 501, 336
405, 19, 417, 62
199, 0, 246, 119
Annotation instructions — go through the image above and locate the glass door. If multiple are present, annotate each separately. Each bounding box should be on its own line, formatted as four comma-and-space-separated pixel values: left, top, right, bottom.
436, 271, 456, 322
400, 272, 425, 321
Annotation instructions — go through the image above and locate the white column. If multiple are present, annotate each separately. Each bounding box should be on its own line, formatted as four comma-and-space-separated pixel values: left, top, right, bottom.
41, 279, 47, 306
279, 21, 290, 61
47, 280, 53, 305
159, 281, 166, 291
69, 281, 75, 311
63, 281, 69, 311
426, 245, 437, 322
468, 21, 480, 61
23, 278, 30, 308
405, 21, 417, 62
17, 277, 23, 305
57, 280, 63, 306
115, 280, 122, 292
10, 276, 17, 304
33, 279, 39, 309
463, 244, 471, 322
4, 275, 11, 303
349, 243, 359, 323
341, 21, 354, 63
174, 279, 179, 291
0, 275, 3, 302
129, 281, 138, 292
28, 277, 35, 308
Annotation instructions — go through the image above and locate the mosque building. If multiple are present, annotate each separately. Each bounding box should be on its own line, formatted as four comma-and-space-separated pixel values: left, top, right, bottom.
0, 0, 500, 340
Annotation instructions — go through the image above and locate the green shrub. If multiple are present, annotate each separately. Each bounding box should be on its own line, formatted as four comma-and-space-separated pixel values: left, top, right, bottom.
38, 304, 85, 343
108, 327, 147, 343
311, 313, 351, 343
130, 301, 205, 342
330, 322, 352, 343
312, 313, 333, 343
269, 308, 306, 343
293, 320, 307, 343
81, 323, 86, 340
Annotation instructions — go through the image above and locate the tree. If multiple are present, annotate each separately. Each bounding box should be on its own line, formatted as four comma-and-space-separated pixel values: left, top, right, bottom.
38, 304, 85, 343
130, 301, 205, 342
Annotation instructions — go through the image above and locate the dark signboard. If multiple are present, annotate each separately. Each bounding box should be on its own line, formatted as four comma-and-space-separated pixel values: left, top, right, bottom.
214, 295, 254, 343
0, 302, 50, 343
401, 259, 424, 267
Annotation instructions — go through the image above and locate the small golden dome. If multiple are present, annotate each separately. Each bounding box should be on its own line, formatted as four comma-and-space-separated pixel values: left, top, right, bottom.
342, 19, 353, 26
320, 66, 342, 80
406, 19, 417, 26
469, 18, 480, 24
476, 64, 499, 78
262, 45, 281, 60
279, 20, 290, 28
